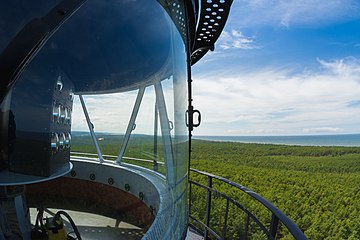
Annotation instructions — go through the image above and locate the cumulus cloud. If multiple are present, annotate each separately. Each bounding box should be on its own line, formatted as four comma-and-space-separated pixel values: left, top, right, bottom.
229, 0, 360, 28
193, 57, 360, 135
218, 30, 260, 50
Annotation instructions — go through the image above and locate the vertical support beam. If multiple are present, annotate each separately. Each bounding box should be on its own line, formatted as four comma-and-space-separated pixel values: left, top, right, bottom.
269, 213, 279, 239
181, 2, 196, 231
116, 87, 145, 164
79, 95, 104, 163
154, 82, 174, 186
153, 100, 159, 171
188, 181, 193, 216
204, 176, 213, 239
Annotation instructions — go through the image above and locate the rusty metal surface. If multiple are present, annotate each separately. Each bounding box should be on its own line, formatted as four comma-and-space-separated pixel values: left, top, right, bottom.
26, 177, 154, 230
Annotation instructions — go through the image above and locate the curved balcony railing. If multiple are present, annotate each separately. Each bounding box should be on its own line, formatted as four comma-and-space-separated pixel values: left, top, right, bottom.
70, 152, 307, 239
189, 168, 308, 240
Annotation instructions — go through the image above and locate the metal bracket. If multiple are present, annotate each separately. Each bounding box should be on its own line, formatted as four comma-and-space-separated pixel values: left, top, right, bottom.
186, 106, 201, 132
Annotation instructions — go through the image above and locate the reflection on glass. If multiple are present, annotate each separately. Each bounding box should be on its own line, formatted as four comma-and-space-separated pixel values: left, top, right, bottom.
56, 76, 63, 91
60, 106, 66, 123
65, 132, 71, 148
69, 90, 74, 101
65, 108, 71, 125
58, 132, 65, 150
52, 104, 61, 123
51, 133, 59, 153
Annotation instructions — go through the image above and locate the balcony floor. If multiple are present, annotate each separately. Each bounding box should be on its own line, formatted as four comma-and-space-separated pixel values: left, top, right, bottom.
30, 208, 144, 239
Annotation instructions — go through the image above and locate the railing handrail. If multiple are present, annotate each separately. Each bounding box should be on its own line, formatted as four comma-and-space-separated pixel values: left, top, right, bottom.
70, 151, 165, 166
190, 168, 308, 240
69, 152, 306, 239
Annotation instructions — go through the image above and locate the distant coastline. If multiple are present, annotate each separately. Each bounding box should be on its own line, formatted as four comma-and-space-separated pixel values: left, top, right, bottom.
71, 131, 360, 147
193, 133, 360, 146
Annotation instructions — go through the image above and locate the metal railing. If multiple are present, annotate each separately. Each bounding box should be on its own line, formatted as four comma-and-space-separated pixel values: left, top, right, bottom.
70, 152, 307, 239
71, 151, 165, 166
189, 168, 308, 240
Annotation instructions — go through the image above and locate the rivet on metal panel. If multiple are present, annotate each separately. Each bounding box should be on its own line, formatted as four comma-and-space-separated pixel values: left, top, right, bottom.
90, 173, 96, 181
108, 177, 114, 185
139, 192, 144, 200
125, 184, 130, 191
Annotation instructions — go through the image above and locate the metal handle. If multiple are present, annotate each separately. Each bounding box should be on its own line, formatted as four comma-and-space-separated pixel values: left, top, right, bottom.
185, 108, 201, 130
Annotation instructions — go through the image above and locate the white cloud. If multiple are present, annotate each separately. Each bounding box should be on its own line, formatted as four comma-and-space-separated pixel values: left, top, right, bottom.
71, 57, 360, 136
303, 127, 343, 133
218, 30, 260, 50
193, 57, 360, 135
71, 79, 176, 134
71, 92, 137, 133
228, 0, 360, 28
317, 57, 360, 76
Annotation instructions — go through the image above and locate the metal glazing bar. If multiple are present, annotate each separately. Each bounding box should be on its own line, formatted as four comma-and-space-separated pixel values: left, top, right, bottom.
116, 87, 145, 164
204, 175, 213, 239
79, 95, 104, 163
153, 100, 159, 171
154, 82, 174, 186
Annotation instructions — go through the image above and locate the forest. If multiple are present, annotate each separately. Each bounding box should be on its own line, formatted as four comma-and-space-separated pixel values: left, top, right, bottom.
189, 140, 360, 239
71, 133, 360, 239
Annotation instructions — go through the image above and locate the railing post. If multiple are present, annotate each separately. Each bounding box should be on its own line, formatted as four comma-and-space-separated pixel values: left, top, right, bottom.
222, 198, 230, 239
244, 214, 250, 240
269, 213, 279, 239
189, 169, 307, 240
204, 175, 213, 239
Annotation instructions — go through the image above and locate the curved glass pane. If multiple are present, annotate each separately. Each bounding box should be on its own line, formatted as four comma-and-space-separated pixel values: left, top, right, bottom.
0, 0, 61, 53
0, 1, 189, 239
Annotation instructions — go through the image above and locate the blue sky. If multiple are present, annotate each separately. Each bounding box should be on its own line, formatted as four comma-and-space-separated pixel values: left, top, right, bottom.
72, 1, 360, 136
192, 0, 360, 136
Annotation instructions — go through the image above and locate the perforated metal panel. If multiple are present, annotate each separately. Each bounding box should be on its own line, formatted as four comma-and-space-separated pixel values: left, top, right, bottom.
191, 0, 233, 65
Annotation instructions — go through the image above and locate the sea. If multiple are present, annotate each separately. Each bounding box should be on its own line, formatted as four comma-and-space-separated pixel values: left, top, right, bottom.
193, 134, 360, 147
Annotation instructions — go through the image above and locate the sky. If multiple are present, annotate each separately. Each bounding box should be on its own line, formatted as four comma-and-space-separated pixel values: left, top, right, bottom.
191, 0, 360, 136
72, 1, 360, 136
